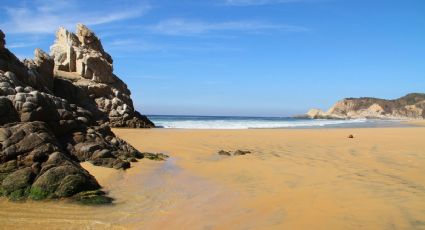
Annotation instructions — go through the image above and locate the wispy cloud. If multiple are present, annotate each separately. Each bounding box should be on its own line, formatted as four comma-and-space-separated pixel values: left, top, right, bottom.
224, 0, 301, 6
0, 0, 150, 34
7, 42, 39, 49
146, 18, 308, 36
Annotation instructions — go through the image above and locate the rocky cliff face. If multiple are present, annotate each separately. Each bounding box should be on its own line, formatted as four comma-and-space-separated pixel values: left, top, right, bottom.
50, 24, 154, 128
0, 25, 156, 202
307, 93, 425, 120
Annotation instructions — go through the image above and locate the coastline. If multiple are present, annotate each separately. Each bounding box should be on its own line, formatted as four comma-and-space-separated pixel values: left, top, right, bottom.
146, 115, 414, 129
2, 125, 424, 229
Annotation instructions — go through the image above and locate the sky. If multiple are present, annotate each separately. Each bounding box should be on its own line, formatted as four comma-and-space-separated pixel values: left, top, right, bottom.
1, 0, 424, 116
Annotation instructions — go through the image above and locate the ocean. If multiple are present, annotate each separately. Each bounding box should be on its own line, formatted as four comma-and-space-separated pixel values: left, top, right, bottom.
147, 115, 406, 129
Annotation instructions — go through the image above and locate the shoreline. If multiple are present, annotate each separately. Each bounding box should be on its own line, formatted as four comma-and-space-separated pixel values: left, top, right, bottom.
146, 116, 423, 130
115, 120, 420, 131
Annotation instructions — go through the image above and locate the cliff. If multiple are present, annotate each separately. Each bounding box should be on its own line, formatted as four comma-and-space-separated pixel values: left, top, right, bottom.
0, 25, 156, 203
306, 93, 425, 120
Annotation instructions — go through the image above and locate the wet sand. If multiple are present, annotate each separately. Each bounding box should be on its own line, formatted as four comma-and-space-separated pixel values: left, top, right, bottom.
1, 126, 425, 229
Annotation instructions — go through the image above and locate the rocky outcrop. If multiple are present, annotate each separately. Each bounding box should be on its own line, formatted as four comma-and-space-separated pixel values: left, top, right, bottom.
0, 30, 5, 49
306, 93, 425, 120
0, 25, 158, 203
0, 122, 100, 200
50, 24, 154, 128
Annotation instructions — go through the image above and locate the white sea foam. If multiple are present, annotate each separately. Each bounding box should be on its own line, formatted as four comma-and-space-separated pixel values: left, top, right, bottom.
150, 117, 375, 129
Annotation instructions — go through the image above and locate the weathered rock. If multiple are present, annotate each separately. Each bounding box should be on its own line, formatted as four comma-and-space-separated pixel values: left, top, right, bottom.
0, 25, 158, 202
92, 149, 112, 159
0, 97, 19, 125
218, 150, 231, 156
233, 150, 251, 156
49, 24, 154, 128
23, 48, 55, 92
0, 30, 5, 50
1, 167, 34, 194
32, 164, 99, 198
72, 190, 113, 205
142, 152, 169, 161
112, 160, 130, 170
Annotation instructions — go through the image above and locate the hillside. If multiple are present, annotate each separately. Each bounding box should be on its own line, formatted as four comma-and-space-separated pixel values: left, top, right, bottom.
306, 93, 425, 119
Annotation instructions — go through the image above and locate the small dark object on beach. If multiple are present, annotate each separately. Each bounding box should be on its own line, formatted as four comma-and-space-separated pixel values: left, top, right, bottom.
348, 134, 354, 138
72, 190, 113, 205
143, 152, 169, 161
233, 150, 252, 156
218, 150, 232, 156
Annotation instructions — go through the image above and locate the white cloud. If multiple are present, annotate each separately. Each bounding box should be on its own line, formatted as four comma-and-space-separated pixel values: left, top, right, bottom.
0, 0, 150, 34
224, 0, 301, 6
147, 19, 308, 36
7, 42, 39, 49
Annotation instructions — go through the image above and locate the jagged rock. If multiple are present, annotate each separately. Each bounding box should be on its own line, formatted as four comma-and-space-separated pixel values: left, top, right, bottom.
0, 25, 157, 202
306, 93, 425, 120
0, 122, 100, 199
0, 30, 5, 49
51, 24, 113, 83
49, 24, 154, 128
23, 49, 55, 92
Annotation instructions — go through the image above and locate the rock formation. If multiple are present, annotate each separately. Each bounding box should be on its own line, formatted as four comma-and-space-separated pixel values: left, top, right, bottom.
306, 93, 425, 120
50, 24, 154, 128
217, 150, 251, 156
0, 30, 5, 49
0, 25, 157, 202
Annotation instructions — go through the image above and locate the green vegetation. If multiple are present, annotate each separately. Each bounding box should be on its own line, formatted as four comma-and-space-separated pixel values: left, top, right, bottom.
143, 152, 169, 161
72, 190, 113, 205
28, 187, 50, 200
8, 187, 31, 201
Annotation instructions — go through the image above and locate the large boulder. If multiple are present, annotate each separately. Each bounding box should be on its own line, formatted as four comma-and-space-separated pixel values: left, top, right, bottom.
0, 96, 19, 125
0, 122, 100, 200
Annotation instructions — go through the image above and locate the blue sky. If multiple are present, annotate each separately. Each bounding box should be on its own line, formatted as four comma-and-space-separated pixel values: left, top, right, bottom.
1, 0, 424, 116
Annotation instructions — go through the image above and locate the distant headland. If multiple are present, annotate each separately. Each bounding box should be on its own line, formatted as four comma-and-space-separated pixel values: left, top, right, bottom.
306, 93, 425, 120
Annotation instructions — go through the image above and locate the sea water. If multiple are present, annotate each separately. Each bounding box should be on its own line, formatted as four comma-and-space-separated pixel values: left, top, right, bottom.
147, 115, 406, 129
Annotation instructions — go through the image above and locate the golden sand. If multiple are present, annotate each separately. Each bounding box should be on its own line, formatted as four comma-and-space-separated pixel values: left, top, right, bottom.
407, 120, 425, 127
1, 127, 425, 229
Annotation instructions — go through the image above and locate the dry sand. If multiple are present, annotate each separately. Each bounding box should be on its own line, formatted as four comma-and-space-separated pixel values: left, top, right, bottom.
1, 126, 425, 229
407, 120, 425, 127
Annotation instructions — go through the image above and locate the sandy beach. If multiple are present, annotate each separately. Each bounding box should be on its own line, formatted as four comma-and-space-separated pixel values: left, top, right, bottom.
1, 126, 425, 229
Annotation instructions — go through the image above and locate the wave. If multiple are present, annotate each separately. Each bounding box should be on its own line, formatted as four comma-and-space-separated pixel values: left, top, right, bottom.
148, 116, 378, 129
